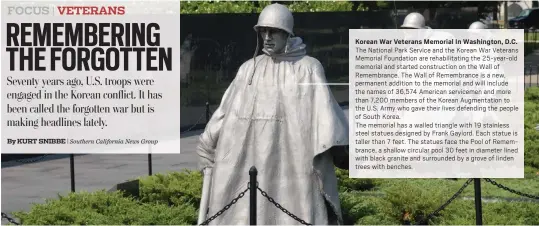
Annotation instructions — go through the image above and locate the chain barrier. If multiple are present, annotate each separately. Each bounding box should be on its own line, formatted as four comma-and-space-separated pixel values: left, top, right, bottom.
181, 110, 214, 135
256, 186, 312, 225
199, 183, 250, 225
181, 114, 205, 134
484, 178, 539, 200
416, 178, 473, 225
199, 182, 311, 225
1, 212, 20, 225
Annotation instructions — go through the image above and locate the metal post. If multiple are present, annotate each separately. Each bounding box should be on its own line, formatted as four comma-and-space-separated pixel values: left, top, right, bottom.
205, 102, 210, 123
503, 1, 508, 29
70, 154, 75, 192
249, 166, 257, 225
474, 178, 483, 225
527, 29, 530, 49
530, 66, 533, 88
534, 29, 536, 49
148, 143, 153, 175
148, 153, 153, 175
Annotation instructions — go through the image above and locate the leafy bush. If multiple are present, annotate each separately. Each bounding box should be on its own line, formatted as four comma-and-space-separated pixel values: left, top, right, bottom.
382, 179, 453, 223
139, 170, 203, 207
14, 165, 539, 225
339, 192, 397, 225
525, 86, 539, 101
13, 191, 197, 225
180, 1, 367, 14
287, 1, 354, 12
336, 168, 380, 192
438, 199, 539, 225
180, 1, 272, 14
524, 87, 539, 168
11, 89, 539, 224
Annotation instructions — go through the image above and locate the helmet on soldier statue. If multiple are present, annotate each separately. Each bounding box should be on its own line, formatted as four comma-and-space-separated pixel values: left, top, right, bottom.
401, 12, 426, 29
253, 3, 294, 36
469, 21, 487, 29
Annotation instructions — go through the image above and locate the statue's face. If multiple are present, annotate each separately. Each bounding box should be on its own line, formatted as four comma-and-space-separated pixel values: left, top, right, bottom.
259, 27, 288, 54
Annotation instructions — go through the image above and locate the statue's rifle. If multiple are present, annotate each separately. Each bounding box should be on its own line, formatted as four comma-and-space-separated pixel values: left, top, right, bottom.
197, 167, 213, 225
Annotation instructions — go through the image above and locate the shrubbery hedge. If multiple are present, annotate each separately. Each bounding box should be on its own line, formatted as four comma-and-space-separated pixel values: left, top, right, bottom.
524, 86, 539, 168
12, 87, 539, 225
13, 172, 201, 225
13, 168, 539, 225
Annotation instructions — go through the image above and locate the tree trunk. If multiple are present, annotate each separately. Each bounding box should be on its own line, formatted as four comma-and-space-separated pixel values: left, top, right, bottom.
493, 3, 498, 20
503, 1, 508, 29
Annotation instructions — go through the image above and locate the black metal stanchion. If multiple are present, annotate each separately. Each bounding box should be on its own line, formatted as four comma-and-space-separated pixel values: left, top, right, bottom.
70, 154, 75, 192
533, 29, 537, 50
473, 178, 483, 225
205, 102, 210, 123
533, 28, 539, 49
148, 143, 153, 176
249, 166, 257, 225
148, 153, 153, 176
530, 66, 533, 88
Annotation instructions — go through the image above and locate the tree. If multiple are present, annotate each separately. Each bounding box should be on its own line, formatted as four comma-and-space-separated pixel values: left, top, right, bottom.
180, 1, 502, 15
180, 1, 362, 14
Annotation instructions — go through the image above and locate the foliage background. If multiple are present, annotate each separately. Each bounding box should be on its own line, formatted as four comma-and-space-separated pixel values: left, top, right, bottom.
179, 1, 501, 16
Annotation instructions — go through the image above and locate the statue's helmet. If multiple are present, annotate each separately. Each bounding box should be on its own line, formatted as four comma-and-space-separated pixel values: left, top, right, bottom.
253, 3, 294, 36
469, 21, 487, 29
401, 12, 426, 29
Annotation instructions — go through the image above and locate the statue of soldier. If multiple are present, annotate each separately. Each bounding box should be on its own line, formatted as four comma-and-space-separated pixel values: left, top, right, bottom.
401, 12, 429, 29
400, 12, 455, 40
196, 3, 349, 225
469, 21, 488, 29
387, 12, 460, 177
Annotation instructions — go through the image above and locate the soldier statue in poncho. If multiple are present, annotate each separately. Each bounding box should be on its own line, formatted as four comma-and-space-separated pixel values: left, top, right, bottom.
196, 3, 349, 225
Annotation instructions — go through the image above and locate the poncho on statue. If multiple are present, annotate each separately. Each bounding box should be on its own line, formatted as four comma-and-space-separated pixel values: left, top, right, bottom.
196, 36, 349, 225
